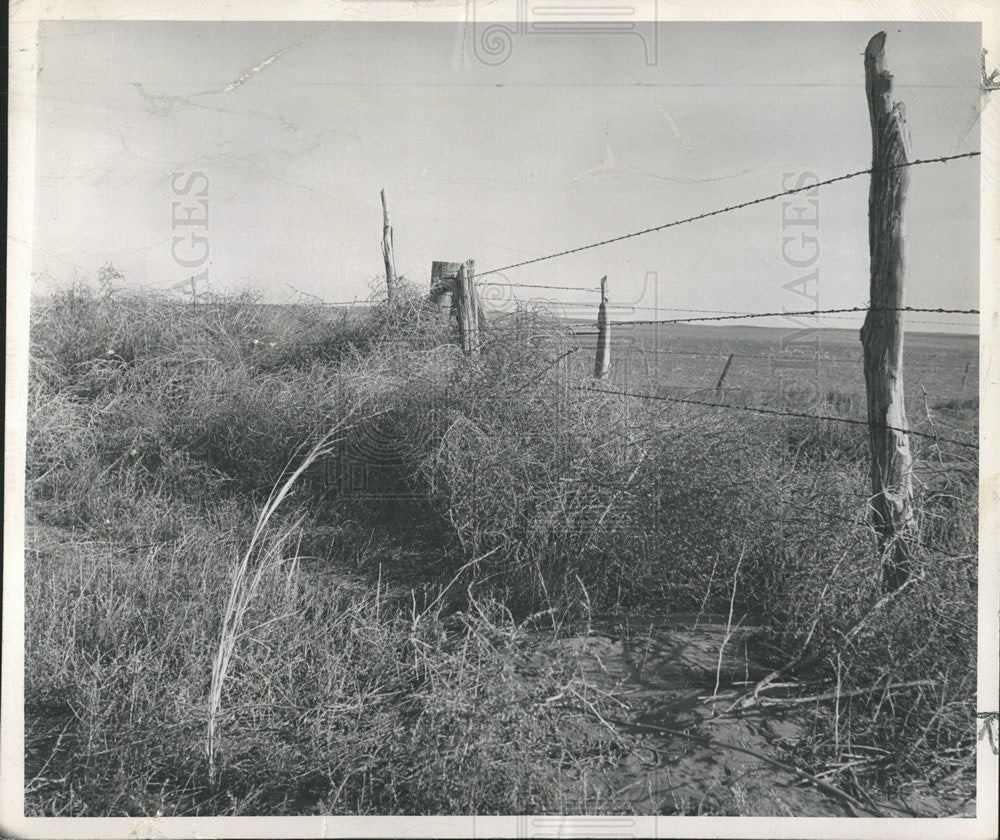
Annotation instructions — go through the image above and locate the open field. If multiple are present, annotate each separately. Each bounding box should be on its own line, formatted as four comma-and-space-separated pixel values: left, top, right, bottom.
570, 320, 978, 409
23, 282, 978, 817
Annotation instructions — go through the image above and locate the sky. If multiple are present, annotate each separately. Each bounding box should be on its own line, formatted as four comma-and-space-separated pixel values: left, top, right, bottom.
31, 21, 982, 331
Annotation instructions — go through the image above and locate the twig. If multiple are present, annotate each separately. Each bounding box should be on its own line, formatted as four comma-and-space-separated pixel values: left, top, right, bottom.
714, 543, 746, 699
741, 679, 934, 708
580, 453, 648, 554
587, 714, 888, 818
567, 687, 626, 747
840, 570, 923, 648
416, 546, 500, 625
724, 551, 847, 712
285, 283, 333, 305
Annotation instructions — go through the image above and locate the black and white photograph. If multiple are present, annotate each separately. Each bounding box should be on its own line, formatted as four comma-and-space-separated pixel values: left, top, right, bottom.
3, 2, 998, 838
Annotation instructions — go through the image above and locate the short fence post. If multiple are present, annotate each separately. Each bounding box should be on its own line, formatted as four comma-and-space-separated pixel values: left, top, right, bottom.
594, 276, 611, 379
455, 259, 482, 356
430, 261, 461, 311
955, 361, 971, 405
381, 188, 398, 304
861, 31, 915, 592
715, 352, 734, 396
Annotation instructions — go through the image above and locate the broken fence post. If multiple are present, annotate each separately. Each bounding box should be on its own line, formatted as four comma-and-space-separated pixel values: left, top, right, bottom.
715, 352, 735, 395
430, 261, 461, 311
381, 188, 398, 304
594, 276, 611, 379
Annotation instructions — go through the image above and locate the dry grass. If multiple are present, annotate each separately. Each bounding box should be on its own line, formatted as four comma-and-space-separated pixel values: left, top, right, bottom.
23, 276, 978, 815
206, 406, 381, 787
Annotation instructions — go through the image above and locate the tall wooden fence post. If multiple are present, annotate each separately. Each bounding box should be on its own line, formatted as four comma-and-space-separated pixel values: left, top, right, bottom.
381, 188, 397, 304
455, 259, 482, 356
861, 31, 915, 592
594, 276, 611, 379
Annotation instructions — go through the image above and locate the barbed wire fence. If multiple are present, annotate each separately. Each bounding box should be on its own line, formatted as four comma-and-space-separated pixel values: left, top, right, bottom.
372, 151, 980, 453
161, 152, 981, 451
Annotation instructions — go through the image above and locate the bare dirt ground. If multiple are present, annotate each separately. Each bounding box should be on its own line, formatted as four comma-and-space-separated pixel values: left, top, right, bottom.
512, 614, 975, 818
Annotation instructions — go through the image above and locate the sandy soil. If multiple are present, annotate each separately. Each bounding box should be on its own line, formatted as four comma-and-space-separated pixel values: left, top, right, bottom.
514, 613, 971, 818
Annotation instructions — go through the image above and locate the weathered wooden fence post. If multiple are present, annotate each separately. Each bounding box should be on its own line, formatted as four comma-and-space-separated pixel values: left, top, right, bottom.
715, 352, 734, 396
955, 360, 971, 405
381, 188, 398, 304
862, 31, 915, 592
430, 261, 461, 311
454, 259, 482, 356
594, 276, 611, 379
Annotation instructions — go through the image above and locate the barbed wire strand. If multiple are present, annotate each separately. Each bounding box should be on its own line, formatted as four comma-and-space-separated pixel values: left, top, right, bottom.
474, 151, 980, 278
555, 304, 978, 327
284, 301, 977, 328
159, 155, 980, 310
609, 305, 979, 326
568, 344, 974, 369
480, 282, 603, 292
580, 384, 978, 450
284, 300, 980, 328
574, 302, 978, 317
